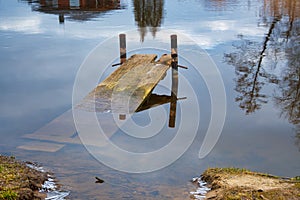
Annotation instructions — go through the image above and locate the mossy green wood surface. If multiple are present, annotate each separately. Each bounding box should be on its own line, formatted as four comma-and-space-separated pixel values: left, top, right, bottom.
80, 54, 172, 113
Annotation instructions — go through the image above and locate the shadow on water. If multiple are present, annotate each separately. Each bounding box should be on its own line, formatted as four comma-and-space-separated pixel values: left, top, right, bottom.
77, 34, 182, 128
135, 66, 181, 128
225, 0, 300, 149
23, 0, 124, 22
78, 62, 181, 128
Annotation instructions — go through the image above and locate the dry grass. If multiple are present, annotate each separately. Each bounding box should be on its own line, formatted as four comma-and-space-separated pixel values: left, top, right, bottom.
201, 167, 300, 200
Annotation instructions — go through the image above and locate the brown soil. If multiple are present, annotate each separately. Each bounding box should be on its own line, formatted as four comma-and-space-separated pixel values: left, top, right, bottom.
0, 155, 48, 200
201, 168, 300, 200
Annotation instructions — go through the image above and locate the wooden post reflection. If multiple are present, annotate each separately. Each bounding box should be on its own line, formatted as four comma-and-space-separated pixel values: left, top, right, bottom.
169, 35, 178, 128
59, 13, 65, 24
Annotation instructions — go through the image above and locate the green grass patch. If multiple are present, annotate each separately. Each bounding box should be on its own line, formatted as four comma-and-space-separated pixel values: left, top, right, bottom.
205, 167, 280, 179
0, 189, 18, 200
206, 167, 250, 175
292, 176, 300, 181
294, 183, 300, 189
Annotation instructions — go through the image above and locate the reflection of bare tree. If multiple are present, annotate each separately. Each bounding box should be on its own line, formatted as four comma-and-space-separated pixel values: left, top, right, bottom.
226, 0, 300, 149
133, 0, 164, 42
225, 39, 268, 114
226, 0, 300, 115
274, 19, 300, 125
264, 0, 300, 151
224, 19, 280, 114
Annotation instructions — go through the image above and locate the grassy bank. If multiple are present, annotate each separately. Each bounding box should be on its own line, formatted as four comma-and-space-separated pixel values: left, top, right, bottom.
200, 167, 300, 200
0, 155, 47, 200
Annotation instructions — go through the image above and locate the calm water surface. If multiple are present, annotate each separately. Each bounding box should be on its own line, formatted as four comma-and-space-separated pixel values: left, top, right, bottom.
0, 0, 300, 199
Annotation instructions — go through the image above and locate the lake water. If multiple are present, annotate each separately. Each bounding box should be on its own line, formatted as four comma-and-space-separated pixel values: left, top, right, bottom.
0, 0, 300, 199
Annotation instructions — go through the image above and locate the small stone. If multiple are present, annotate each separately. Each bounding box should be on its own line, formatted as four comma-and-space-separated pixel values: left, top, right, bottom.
95, 176, 104, 184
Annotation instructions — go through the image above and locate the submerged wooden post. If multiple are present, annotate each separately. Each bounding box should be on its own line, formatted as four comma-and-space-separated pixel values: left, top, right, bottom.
119, 114, 126, 120
169, 34, 178, 128
119, 34, 126, 119
119, 34, 126, 64
118, 34, 127, 119
171, 34, 178, 68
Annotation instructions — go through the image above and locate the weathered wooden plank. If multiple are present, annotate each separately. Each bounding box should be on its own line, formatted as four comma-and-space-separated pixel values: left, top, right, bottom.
78, 54, 172, 113
18, 141, 65, 152
19, 54, 173, 152
19, 109, 119, 151
22, 109, 79, 143
169, 35, 178, 127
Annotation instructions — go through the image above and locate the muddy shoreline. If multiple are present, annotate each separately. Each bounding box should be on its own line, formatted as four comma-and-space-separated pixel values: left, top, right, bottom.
2, 155, 300, 200
0, 155, 48, 200
193, 168, 300, 200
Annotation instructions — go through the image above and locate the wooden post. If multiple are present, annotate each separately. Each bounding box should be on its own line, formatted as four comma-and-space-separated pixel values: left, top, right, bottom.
118, 34, 126, 119
119, 34, 126, 64
171, 34, 178, 68
169, 35, 178, 128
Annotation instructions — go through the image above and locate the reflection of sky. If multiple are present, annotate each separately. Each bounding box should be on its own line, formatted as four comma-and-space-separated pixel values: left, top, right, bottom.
0, 16, 42, 34
0, 0, 299, 198
0, 0, 267, 47
0, 34, 88, 140
163, 0, 267, 48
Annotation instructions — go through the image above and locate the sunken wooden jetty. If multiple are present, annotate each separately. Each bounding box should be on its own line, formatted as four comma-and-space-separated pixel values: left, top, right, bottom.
77, 33, 187, 125
79, 53, 173, 114
18, 34, 187, 153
